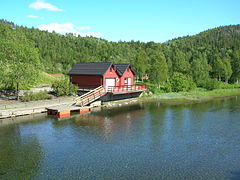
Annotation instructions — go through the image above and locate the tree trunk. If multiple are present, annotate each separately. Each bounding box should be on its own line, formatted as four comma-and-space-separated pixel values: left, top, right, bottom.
16, 82, 19, 101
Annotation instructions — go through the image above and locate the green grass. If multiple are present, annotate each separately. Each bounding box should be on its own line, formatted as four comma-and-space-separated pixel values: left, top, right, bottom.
18, 72, 65, 90
0, 72, 64, 90
34, 72, 64, 87
148, 88, 240, 103
20, 91, 52, 102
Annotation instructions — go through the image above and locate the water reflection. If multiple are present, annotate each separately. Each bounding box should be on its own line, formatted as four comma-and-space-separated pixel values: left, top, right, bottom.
0, 113, 48, 127
0, 96, 240, 179
0, 125, 42, 179
70, 104, 145, 142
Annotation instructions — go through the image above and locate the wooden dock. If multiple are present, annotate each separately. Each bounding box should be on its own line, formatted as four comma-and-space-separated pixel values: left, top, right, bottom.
46, 86, 106, 118
47, 105, 90, 118
45, 86, 106, 119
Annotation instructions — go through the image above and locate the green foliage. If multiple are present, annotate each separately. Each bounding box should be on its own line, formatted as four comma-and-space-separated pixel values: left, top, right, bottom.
203, 79, 220, 90
172, 49, 190, 75
133, 50, 148, 80
52, 78, 78, 96
141, 81, 155, 93
20, 91, 52, 102
191, 53, 211, 86
222, 57, 233, 82
159, 82, 172, 93
170, 73, 196, 92
1, 20, 240, 94
34, 72, 63, 86
149, 51, 168, 86
0, 61, 40, 99
231, 51, 240, 83
0, 61, 9, 89
218, 81, 239, 89
151, 88, 240, 102
0, 21, 42, 99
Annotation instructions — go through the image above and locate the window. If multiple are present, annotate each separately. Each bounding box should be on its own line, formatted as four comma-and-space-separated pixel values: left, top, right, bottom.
124, 78, 128, 84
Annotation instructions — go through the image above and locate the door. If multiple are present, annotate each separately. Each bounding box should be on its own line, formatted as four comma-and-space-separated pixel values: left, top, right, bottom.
106, 78, 116, 91
127, 78, 131, 86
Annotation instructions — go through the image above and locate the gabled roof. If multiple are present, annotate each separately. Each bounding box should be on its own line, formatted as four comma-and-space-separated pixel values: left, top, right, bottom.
68, 62, 135, 76
68, 62, 112, 76
114, 64, 135, 76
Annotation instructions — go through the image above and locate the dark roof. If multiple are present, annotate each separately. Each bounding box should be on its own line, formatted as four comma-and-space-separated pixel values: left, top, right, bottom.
68, 62, 112, 75
114, 64, 134, 76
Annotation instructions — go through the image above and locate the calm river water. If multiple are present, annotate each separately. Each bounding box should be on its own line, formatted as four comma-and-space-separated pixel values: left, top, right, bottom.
0, 96, 240, 180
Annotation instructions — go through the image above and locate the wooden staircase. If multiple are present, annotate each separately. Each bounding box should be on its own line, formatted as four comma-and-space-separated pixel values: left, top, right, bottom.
74, 86, 106, 107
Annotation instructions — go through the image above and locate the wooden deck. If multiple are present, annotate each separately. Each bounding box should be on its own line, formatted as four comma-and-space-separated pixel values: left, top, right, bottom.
47, 86, 105, 118
47, 105, 82, 111
47, 85, 146, 119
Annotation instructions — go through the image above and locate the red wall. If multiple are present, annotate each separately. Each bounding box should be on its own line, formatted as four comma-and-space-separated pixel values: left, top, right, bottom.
104, 65, 120, 87
70, 65, 135, 88
70, 75, 102, 88
119, 67, 134, 86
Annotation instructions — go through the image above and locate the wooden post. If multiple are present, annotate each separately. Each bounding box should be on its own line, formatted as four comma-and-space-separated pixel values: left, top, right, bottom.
80, 108, 90, 114
47, 110, 52, 115
58, 110, 71, 118
47, 109, 58, 115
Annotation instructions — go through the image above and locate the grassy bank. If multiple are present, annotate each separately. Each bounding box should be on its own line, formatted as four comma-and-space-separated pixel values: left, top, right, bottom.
33, 72, 64, 87
102, 88, 240, 108
148, 88, 240, 104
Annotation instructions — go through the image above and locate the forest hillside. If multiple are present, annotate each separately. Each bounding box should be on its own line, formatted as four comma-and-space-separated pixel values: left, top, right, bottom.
0, 19, 240, 91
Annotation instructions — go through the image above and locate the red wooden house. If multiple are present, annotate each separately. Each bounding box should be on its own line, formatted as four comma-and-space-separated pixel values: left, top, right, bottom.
68, 62, 146, 93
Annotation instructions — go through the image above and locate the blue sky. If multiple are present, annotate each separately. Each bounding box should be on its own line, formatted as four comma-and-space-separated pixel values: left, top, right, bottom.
1, 0, 240, 42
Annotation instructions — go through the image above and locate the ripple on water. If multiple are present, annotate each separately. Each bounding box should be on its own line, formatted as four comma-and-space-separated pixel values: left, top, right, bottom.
0, 97, 240, 179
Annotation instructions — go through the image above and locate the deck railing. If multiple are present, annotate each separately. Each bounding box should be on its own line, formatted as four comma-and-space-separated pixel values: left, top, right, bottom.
107, 84, 147, 93
74, 86, 106, 106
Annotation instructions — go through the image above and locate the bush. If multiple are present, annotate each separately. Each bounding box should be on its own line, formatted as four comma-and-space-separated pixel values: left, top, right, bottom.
218, 81, 239, 89
170, 72, 196, 92
52, 78, 78, 96
203, 79, 220, 90
20, 91, 52, 102
160, 82, 172, 93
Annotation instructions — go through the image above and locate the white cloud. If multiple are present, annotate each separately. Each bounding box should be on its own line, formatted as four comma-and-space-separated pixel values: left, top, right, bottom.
27, 14, 39, 18
77, 26, 91, 30
38, 22, 102, 37
78, 32, 102, 37
29, 0, 63, 12
27, 14, 43, 19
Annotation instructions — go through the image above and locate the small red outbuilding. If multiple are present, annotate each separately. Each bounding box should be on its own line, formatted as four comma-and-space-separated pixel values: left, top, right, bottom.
68, 62, 135, 90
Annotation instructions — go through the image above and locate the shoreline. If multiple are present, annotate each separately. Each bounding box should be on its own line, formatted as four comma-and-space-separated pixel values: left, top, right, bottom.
0, 97, 75, 119
1, 88, 240, 122
151, 88, 240, 104
102, 88, 240, 107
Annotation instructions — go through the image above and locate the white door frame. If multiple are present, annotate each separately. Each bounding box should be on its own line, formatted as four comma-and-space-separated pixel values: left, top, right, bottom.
105, 78, 116, 91
127, 78, 131, 86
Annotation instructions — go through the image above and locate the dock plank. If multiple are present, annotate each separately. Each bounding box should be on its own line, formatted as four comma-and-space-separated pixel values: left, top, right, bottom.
46, 105, 90, 112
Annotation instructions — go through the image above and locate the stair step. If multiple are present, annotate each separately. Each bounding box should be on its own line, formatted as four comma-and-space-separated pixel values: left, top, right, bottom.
74, 86, 106, 106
